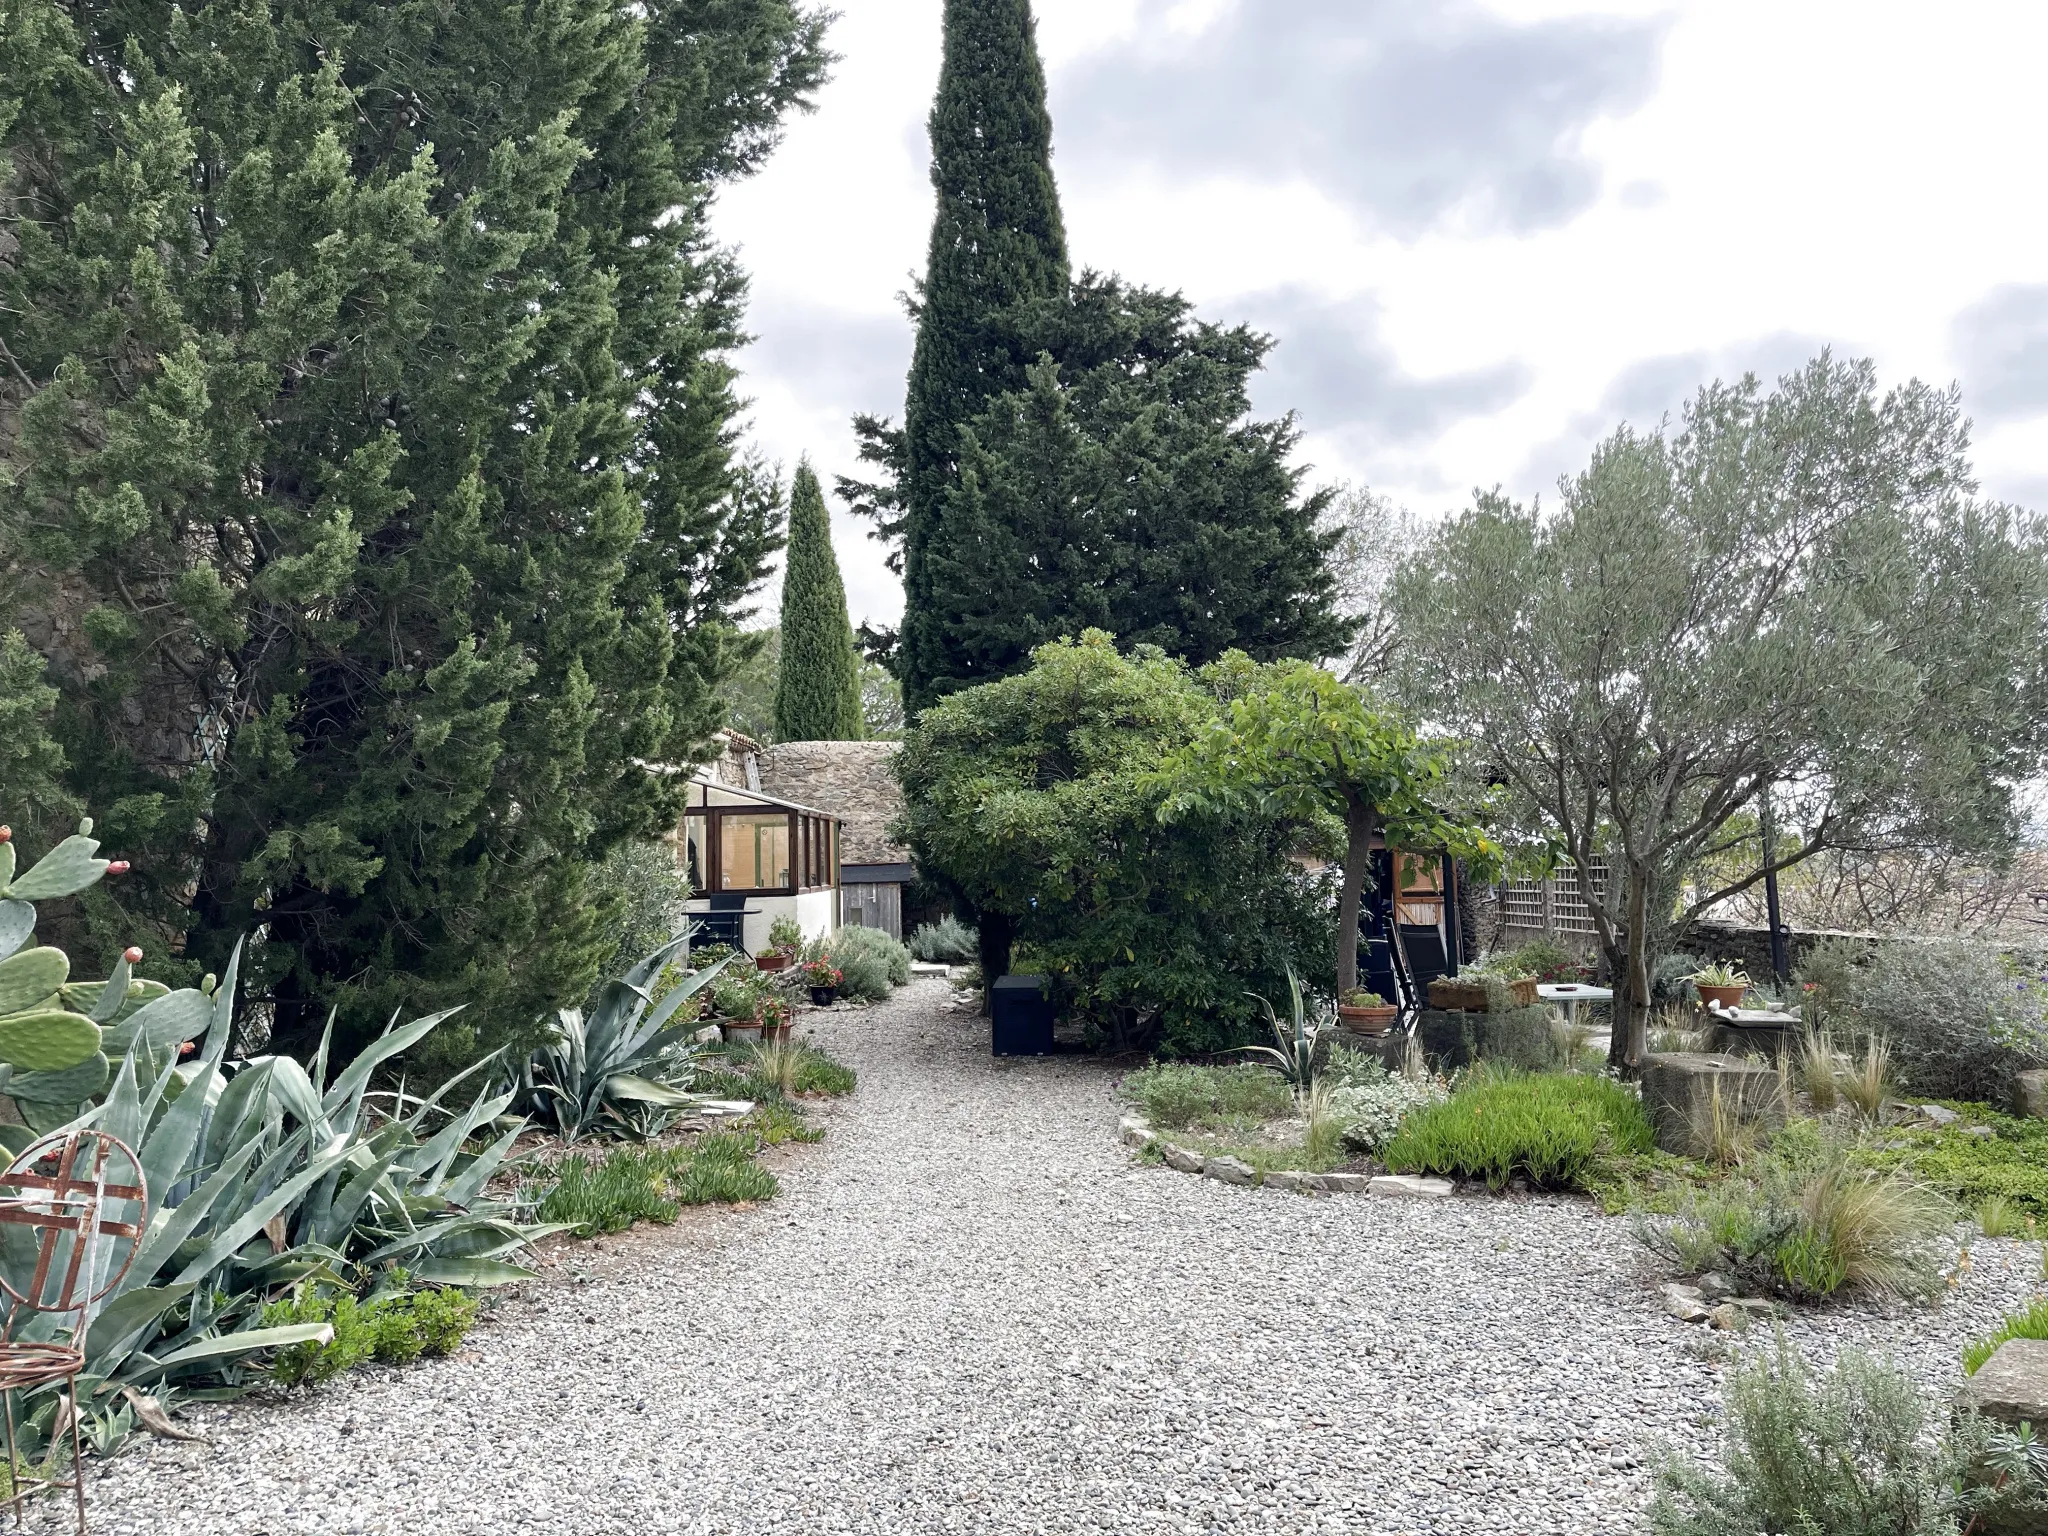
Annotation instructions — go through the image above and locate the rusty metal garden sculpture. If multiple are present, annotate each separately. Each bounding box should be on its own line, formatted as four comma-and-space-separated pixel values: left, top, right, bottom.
0, 1130, 146, 1533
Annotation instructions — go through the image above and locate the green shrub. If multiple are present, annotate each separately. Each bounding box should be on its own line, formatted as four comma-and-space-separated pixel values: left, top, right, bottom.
1798, 936, 2048, 1101
263, 1283, 479, 1386
830, 924, 911, 1001
1121, 1062, 1293, 1130
1638, 1125, 1954, 1300
1650, 1336, 2047, 1536
1325, 1056, 1448, 1151
1382, 1069, 1653, 1190
537, 1148, 680, 1235
1966, 1296, 2048, 1376
908, 915, 978, 963
793, 1046, 857, 1096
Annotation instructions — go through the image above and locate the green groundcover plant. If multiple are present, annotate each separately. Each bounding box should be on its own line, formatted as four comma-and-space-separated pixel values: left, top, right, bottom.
1381, 1068, 1653, 1190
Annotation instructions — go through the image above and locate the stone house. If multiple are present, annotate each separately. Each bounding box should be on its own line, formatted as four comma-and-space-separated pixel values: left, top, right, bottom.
757, 741, 914, 940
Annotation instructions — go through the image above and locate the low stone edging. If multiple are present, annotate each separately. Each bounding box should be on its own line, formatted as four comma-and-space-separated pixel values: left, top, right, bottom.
1118, 1115, 1453, 1199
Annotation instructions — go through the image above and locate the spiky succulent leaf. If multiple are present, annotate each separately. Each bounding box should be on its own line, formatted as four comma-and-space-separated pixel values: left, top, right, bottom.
0, 1008, 100, 1071
100, 989, 209, 1060
0, 947, 68, 1015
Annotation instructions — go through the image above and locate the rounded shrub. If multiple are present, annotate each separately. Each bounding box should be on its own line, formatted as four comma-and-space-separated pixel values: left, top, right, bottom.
828, 924, 912, 1001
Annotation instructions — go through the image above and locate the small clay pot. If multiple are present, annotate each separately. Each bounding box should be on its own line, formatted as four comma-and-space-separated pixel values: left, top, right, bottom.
1697, 982, 1748, 1011
1337, 1004, 1398, 1035
721, 1019, 764, 1045
755, 953, 790, 973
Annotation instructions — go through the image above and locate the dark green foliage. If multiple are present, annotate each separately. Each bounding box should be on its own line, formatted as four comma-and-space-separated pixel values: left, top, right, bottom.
0, 631, 79, 857
1382, 1069, 1653, 1190
0, 0, 830, 1070
718, 627, 782, 743
774, 463, 864, 740
915, 278, 1351, 700
1650, 1338, 2048, 1536
583, 841, 690, 982
886, 0, 1071, 712
896, 632, 1335, 1053
263, 1283, 479, 1387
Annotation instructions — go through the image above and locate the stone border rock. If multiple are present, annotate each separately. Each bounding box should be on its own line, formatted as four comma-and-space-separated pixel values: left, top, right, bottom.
1118, 1114, 1454, 1199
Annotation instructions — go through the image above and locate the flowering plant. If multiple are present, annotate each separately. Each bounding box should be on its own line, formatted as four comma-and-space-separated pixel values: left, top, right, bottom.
801, 956, 842, 989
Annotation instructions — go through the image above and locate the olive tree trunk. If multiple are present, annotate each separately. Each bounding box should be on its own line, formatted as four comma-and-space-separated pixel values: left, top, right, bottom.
1336, 800, 1377, 999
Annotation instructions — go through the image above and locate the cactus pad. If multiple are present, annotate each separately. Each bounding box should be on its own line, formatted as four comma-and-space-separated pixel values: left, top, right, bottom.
7, 1051, 111, 1106
0, 1008, 103, 1072
0, 947, 69, 1016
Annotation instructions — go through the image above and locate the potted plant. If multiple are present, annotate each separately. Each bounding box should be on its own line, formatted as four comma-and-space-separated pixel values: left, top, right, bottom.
801, 955, 842, 1007
1337, 988, 1398, 1035
759, 993, 793, 1044
757, 915, 803, 973
1692, 962, 1750, 1012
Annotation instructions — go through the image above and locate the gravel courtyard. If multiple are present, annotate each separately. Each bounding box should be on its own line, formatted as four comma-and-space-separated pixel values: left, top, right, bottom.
67, 977, 2043, 1536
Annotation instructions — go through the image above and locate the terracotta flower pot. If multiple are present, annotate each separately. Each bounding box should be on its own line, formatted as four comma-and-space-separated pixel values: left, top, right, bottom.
755, 953, 790, 973
721, 1019, 764, 1045
1696, 982, 1748, 1011
1337, 1004, 1398, 1035
760, 1018, 792, 1043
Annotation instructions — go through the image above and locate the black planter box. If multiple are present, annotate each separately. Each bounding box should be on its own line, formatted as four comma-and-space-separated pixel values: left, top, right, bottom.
991, 974, 1054, 1056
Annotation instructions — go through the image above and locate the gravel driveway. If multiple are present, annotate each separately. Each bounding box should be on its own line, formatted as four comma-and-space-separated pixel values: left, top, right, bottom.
62, 977, 2043, 1535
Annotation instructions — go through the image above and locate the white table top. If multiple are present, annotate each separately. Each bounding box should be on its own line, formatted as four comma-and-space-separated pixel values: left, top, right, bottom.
1537, 983, 1613, 1002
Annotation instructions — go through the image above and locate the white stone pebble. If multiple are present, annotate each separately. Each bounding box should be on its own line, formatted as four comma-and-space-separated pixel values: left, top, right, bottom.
47, 978, 2044, 1535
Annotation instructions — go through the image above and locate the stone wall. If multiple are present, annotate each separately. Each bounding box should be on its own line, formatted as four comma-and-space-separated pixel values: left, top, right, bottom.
756, 741, 908, 866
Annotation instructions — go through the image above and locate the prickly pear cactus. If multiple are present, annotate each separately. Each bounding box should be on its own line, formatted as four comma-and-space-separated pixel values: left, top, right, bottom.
0, 818, 198, 1124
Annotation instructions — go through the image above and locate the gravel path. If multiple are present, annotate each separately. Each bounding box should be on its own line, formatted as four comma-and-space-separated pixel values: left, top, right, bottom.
62, 978, 2044, 1535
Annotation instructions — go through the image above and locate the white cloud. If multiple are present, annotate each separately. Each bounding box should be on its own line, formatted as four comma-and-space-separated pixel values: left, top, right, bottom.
711, 0, 2048, 629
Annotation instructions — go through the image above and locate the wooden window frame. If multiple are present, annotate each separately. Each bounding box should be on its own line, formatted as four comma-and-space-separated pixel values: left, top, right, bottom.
684, 806, 840, 896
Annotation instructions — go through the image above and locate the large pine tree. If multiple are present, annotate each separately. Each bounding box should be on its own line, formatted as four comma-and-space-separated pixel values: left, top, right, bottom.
893, 0, 1071, 713
0, 0, 830, 1067
775, 463, 864, 740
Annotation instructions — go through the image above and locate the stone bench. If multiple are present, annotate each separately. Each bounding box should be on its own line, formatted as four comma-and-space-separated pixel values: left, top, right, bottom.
1640, 1052, 1785, 1158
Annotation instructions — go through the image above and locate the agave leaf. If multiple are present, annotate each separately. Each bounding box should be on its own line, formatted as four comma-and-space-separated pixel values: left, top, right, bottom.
128, 1138, 264, 1283
171, 1143, 352, 1286
83, 950, 133, 1022
257, 1055, 325, 1135
320, 1008, 461, 1124
604, 1073, 698, 1108
134, 1322, 335, 1381
358, 1213, 529, 1266
312, 1150, 403, 1248
440, 1121, 526, 1209
408, 1258, 536, 1287
203, 1063, 274, 1169
402, 1047, 507, 1133
86, 1283, 197, 1359
308, 1009, 335, 1095
404, 1089, 514, 1186
0, 900, 33, 962
139, 1054, 222, 1211
100, 1051, 143, 1152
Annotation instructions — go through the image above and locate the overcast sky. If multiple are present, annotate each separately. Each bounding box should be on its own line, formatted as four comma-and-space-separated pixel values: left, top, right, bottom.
713, 0, 2048, 631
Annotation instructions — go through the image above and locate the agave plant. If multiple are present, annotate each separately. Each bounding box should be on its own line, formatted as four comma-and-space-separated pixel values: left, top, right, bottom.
521, 936, 734, 1141
1241, 967, 1331, 1092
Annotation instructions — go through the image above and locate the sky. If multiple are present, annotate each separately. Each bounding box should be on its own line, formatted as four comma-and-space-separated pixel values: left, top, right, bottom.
712, 0, 2048, 632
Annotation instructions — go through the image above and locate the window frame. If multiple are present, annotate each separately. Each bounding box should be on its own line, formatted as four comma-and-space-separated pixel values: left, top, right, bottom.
684, 804, 841, 896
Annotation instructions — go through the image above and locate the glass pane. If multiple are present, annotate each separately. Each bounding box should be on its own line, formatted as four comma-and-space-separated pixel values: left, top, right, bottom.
719, 812, 791, 891
684, 816, 708, 896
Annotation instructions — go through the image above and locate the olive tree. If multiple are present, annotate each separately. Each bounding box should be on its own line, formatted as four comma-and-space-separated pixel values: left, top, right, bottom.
1392, 354, 2048, 1070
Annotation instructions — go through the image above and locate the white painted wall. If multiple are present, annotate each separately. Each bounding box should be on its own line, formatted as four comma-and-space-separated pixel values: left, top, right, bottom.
688, 889, 838, 955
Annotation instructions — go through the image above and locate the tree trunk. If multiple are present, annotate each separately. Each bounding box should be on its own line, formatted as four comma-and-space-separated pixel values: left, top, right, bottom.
976, 909, 1015, 1013
1336, 800, 1376, 998
1620, 864, 1653, 1075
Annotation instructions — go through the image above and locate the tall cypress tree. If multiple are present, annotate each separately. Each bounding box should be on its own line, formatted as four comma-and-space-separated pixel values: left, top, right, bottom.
775, 463, 864, 740
0, 0, 830, 1067
896, 0, 1071, 712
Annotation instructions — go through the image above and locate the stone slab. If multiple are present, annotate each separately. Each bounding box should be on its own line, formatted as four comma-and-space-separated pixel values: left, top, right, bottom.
1202, 1155, 1257, 1186
1162, 1144, 1203, 1174
1369, 1174, 1454, 1199
1264, 1170, 1312, 1193
1959, 1338, 2048, 1429
1313, 1172, 1371, 1194
910, 962, 950, 977
1640, 1052, 1785, 1158
1119, 1116, 1154, 1149
2014, 1070, 2048, 1120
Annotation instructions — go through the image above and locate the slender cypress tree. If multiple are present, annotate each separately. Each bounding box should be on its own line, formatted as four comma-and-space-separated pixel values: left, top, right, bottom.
775, 463, 864, 740
897, 0, 1070, 712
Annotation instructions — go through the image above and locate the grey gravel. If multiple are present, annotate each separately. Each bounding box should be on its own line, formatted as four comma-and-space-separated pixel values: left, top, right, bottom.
51, 978, 2045, 1535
